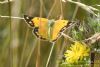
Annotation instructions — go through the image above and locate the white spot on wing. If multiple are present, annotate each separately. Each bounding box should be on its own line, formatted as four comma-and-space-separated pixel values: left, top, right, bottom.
29, 21, 32, 24
26, 17, 29, 19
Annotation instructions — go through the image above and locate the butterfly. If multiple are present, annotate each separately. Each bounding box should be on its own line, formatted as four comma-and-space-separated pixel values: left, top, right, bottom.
24, 15, 71, 42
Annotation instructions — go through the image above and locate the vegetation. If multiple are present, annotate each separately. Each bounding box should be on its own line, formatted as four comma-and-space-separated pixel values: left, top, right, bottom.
0, 0, 100, 67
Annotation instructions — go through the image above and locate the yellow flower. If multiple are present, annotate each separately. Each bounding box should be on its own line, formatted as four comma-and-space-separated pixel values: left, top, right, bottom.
64, 41, 90, 64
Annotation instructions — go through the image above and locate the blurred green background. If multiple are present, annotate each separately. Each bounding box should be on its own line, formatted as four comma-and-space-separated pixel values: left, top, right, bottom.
0, 0, 100, 67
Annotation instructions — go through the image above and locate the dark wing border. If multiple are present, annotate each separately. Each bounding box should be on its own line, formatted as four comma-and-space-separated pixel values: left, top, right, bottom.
32, 27, 47, 40
52, 21, 73, 42
24, 15, 34, 27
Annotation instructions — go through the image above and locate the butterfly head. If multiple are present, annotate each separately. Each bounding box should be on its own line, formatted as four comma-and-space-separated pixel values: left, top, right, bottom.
24, 15, 34, 27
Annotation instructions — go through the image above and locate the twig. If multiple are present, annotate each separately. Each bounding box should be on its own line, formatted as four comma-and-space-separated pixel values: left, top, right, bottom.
61, 33, 75, 42
60, 21, 78, 42
60, 0, 64, 19
8, 0, 12, 66
91, 4, 100, 7
46, 42, 55, 67
62, 0, 98, 17
36, 38, 41, 67
71, 0, 80, 21
0, 15, 24, 20
64, 21, 78, 32
47, 0, 57, 18
84, 33, 100, 45
0, 0, 13, 4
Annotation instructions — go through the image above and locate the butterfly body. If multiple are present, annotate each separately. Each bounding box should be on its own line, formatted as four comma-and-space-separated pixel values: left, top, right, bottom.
24, 15, 70, 42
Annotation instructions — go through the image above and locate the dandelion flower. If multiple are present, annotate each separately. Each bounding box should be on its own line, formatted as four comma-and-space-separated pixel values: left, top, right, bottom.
64, 41, 90, 64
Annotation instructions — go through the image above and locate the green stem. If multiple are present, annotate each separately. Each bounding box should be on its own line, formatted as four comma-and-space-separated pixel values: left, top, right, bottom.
46, 42, 55, 67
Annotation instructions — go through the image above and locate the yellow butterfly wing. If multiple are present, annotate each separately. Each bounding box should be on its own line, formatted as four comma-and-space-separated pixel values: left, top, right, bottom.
32, 17, 49, 39
28, 16, 70, 42
51, 20, 69, 41
32, 17, 48, 27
